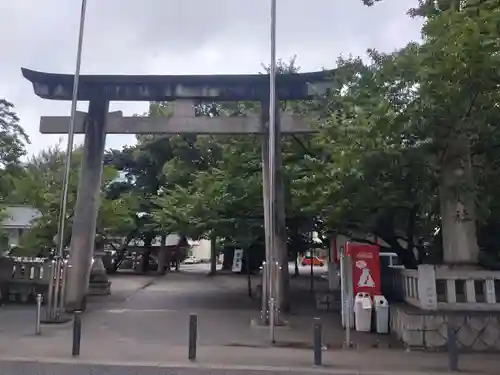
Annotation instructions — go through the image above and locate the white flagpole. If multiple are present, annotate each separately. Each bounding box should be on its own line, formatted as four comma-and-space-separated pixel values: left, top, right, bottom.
56, 0, 88, 258
268, 0, 277, 343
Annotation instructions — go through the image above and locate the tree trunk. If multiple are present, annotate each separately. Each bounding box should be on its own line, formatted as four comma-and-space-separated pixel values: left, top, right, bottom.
141, 237, 153, 273
157, 234, 167, 275
294, 254, 299, 277
112, 233, 134, 272
246, 248, 252, 297
222, 247, 233, 270
209, 234, 217, 275
375, 214, 418, 269
405, 204, 419, 264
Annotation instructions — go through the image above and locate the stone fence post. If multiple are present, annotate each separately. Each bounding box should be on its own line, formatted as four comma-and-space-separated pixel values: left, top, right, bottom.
417, 264, 438, 310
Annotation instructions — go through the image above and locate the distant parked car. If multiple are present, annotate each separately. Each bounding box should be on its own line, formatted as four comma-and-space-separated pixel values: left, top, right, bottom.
183, 256, 200, 264
301, 256, 325, 267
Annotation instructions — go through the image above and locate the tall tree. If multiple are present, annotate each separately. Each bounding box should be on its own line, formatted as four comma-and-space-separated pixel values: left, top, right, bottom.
8, 143, 137, 256
310, 0, 500, 267
0, 98, 30, 200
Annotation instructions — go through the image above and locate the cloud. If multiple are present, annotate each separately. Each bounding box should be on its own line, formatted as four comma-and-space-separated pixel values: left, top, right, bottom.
0, 0, 422, 157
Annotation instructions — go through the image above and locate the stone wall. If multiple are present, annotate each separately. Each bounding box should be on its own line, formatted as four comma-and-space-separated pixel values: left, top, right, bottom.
390, 304, 500, 351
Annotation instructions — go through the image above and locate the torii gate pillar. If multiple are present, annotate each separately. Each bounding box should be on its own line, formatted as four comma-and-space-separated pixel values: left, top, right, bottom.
65, 97, 110, 312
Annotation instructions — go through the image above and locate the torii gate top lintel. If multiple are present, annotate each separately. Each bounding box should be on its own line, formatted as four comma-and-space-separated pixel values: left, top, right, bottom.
21, 68, 335, 102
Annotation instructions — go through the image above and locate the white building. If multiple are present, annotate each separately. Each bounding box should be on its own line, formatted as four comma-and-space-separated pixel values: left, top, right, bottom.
187, 239, 211, 261
1, 205, 41, 250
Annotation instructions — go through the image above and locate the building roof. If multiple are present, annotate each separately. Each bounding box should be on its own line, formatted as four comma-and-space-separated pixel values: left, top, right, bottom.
1, 205, 41, 229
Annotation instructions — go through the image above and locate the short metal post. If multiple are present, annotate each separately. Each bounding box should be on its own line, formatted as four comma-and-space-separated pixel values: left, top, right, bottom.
310, 251, 314, 292
72, 311, 82, 357
447, 325, 458, 371
188, 313, 197, 361
46, 260, 56, 320
345, 295, 352, 347
341, 246, 353, 348
313, 317, 322, 366
269, 297, 276, 344
35, 294, 42, 335
260, 261, 268, 324
53, 258, 62, 319
59, 261, 69, 313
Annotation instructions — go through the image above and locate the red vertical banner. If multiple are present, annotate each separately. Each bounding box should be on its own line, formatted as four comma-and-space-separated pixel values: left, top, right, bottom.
346, 242, 381, 298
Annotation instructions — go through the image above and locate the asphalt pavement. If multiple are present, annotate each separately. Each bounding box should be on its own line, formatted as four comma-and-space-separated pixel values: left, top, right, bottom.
0, 359, 453, 375
0, 264, 495, 374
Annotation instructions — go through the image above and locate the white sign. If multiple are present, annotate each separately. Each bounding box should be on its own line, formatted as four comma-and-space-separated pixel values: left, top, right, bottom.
356, 260, 375, 288
232, 249, 244, 272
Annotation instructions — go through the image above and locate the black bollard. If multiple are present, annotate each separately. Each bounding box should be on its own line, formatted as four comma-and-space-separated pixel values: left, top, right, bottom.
188, 313, 198, 361
447, 325, 458, 371
313, 317, 322, 366
72, 311, 82, 357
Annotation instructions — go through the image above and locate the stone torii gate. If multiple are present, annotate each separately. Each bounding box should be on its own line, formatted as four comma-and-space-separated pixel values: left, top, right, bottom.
22, 67, 333, 315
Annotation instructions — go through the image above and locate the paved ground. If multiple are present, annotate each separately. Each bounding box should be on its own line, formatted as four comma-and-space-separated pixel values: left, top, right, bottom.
0, 265, 496, 374
0, 358, 477, 375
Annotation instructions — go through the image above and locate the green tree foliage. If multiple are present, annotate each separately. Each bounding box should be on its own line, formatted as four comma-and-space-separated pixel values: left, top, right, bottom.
0, 98, 30, 249
7, 143, 137, 256
307, 0, 500, 267
150, 57, 318, 256
8, 0, 500, 269
0, 98, 30, 201
0, 99, 29, 167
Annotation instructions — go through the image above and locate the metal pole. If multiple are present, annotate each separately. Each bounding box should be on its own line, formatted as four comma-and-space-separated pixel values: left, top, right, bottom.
260, 129, 271, 324
45, 260, 56, 320
72, 311, 82, 357
260, 261, 268, 322
59, 262, 69, 314
268, 0, 277, 343
188, 313, 198, 361
313, 317, 322, 366
246, 250, 252, 298
310, 251, 314, 292
53, 261, 62, 319
35, 294, 42, 335
341, 246, 352, 348
447, 325, 458, 371
55, 0, 88, 259
269, 297, 276, 343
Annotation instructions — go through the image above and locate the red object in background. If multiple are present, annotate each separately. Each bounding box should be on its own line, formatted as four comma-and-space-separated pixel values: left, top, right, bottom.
330, 236, 339, 264
346, 243, 381, 298
301, 256, 325, 267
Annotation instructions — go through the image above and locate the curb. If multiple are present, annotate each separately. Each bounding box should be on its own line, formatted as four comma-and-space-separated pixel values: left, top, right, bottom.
0, 356, 478, 375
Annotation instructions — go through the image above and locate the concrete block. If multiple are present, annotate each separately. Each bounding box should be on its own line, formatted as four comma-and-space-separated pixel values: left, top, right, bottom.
424, 330, 446, 348
402, 330, 423, 347
403, 314, 424, 330
423, 314, 444, 330
482, 320, 500, 349
456, 323, 478, 348
466, 315, 488, 333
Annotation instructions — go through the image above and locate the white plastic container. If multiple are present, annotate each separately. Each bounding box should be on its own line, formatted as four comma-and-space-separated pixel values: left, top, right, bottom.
354, 292, 372, 332
374, 295, 390, 334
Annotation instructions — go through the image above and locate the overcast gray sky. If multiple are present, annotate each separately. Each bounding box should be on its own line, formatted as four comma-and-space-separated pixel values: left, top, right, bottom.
0, 0, 421, 157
